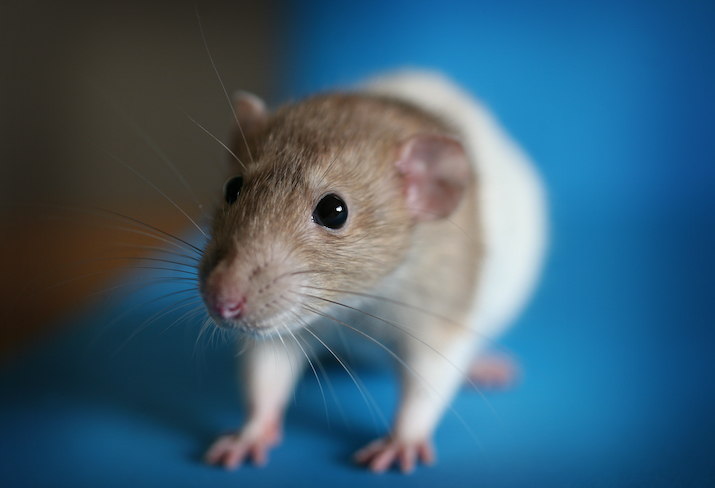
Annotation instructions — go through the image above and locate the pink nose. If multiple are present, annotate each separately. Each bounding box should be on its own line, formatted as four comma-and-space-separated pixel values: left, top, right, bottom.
210, 297, 246, 319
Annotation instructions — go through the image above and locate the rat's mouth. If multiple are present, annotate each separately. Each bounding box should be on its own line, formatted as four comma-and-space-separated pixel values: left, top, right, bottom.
207, 307, 302, 339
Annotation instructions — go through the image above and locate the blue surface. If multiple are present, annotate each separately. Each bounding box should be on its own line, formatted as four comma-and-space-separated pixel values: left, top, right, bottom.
2, 0, 714, 486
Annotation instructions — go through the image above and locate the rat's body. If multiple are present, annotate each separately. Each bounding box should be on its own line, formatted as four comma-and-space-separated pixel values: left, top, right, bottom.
199, 72, 546, 473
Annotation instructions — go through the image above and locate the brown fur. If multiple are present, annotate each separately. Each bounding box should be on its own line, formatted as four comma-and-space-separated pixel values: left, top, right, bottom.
199, 92, 481, 338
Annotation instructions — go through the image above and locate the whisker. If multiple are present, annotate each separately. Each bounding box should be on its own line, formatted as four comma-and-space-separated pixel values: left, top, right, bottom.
407, 207, 481, 250
90, 287, 200, 350
2, 245, 199, 328
110, 243, 201, 263
84, 207, 204, 255
97, 148, 209, 240
90, 83, 207, 213
275, 330, 298, 406
96, 255, 199, 270
291, 323, 350, 429
179, 107, 245, 168
334, 319, 356, 365
195, 5, 253, 166
32, 258, 198, 297
115, 295, 205, 352
236, 334, 253, 357
297, 291, 499, 419
282, 322, 330, 426
216, 322, 235, 348
208, 320, 220, 349
85, 275, 198, 300
299, 316, 389, 436
300, 284, 514, 357
38, 205, 204, 257
194, 315, 217, 356
301, 303, 484, 447
161, 303, 208, 334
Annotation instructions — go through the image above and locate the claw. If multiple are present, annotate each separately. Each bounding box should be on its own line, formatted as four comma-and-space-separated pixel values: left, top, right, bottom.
204, 420, 281, 470
468, 353, 519, 390
355, 437, 435, 474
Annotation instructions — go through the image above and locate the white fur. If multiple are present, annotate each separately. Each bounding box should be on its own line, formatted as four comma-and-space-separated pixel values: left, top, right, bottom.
365, 71, 547, 342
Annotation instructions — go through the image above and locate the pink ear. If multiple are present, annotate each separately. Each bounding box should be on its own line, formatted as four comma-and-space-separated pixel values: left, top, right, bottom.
232, 91, 268, 139
396, 134, 472, 221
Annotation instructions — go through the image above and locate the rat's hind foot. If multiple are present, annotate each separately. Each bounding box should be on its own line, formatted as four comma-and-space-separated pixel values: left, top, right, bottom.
354, 436, 435, 474
467, 353, 520, 390
204, 419, 282, 470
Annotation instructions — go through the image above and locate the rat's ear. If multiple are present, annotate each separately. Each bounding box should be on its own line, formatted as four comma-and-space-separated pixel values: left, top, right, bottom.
396, 134, 471, 221
232, 91, 268, 139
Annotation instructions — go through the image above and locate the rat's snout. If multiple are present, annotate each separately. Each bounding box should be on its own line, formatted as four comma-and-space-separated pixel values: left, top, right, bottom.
202, 272, 248, 322
199, 239, 309, 334
205, 292, 246, 320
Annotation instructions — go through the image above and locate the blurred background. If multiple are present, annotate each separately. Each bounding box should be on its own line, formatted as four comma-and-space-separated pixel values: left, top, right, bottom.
0, 0, 284, 357
1, 0, 713, 486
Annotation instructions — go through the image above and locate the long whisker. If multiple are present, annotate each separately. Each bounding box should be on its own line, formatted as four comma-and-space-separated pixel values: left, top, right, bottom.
5, 260, 194, 327
208, 320, 221, 349
282, 322, 330, 426
301, 303, 484, 446
84, 255, 199, 270
288, 318, 350, 429
115, 295, 204, 353
110, 243, 201, 263
299, 318, 389, 436
90, 287, 200, 350
275, 330, 298, 406
301, 284, 514, 357
217, 321, 238, 348
195, 6, 253, 166
194, 315, 217, 356
85, 276, 198, 301
90, 83, 206, 212
179, 107, 245, 169
98, 148, 209, 240
235, 334, 253, 357
297, 292, 499, 419
38, 204, 204, 257
32, 258, 198, 297
407, 207, 481, 250
161, 303, 208, 334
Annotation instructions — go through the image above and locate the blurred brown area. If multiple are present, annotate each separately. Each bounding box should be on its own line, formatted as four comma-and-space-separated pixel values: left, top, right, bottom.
0, 1, 284, 363
0, 208, 193, 362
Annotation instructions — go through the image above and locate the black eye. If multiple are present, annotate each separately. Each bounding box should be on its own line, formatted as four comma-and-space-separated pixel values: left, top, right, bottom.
223, 176, 243, 205
313, 194, 348, 229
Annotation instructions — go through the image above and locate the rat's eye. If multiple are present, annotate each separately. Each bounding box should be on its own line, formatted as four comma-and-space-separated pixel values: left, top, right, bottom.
313, 194, 348, 229
223, 176, 243, 205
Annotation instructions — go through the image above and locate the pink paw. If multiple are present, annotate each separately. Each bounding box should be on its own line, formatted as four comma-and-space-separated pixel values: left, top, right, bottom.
354, 437, 435, 474
204, 421, 281, 470
468, 353, 520, 390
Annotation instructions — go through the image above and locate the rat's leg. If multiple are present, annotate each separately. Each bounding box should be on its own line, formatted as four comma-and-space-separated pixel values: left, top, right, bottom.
355, 332, 474, 473
205, 335, 306, 470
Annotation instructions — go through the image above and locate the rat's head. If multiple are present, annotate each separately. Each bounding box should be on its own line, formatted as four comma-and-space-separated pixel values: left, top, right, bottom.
199, 91, 471, 337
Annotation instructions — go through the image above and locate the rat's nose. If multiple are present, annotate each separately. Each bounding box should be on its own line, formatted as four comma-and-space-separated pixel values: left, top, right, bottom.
208, 295, 246, 319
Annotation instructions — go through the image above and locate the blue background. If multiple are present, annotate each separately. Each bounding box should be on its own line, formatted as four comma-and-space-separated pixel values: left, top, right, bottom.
2, 0, 714, 486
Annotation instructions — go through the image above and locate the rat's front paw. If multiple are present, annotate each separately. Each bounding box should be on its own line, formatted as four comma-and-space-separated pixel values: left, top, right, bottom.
354, 436, 435, 474
204, 420, 282, 470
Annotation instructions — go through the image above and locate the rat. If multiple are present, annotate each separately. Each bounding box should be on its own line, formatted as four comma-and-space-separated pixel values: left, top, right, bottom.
198, 71, 547, 473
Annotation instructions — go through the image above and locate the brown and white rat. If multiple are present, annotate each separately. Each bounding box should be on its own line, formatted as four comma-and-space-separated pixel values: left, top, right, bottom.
198, 71, 546, 473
